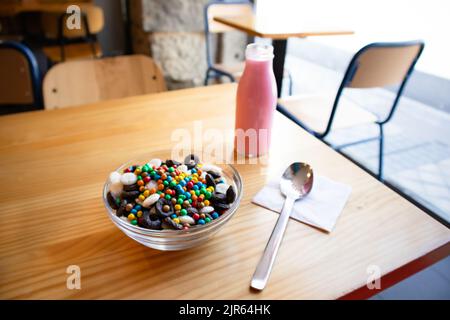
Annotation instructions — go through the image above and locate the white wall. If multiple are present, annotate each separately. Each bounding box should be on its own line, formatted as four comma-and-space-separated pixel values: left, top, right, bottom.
256, 0, 450, 79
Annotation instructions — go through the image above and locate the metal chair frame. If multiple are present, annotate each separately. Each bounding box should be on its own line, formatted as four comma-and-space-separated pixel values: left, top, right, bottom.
0, 41, 42, 111
56, 11, 98, 62
278, 40, 425, 180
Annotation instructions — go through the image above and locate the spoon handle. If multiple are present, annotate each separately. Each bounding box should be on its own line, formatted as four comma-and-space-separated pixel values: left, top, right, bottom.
251, 196, 295, 290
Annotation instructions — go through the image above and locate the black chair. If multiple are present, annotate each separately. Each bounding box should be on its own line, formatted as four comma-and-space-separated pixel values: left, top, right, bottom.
278, 41, 425, 180
0, 41, 42, 114
40, 5, 104, 63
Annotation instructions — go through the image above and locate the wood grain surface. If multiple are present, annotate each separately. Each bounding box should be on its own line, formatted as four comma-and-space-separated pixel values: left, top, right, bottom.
213, 14, 354, 39
0, 83, 448, 299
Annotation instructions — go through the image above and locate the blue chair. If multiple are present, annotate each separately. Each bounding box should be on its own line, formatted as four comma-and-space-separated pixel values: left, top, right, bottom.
203, 0, 292, 94
0, 41, 42, 114
278, 41, 425, 180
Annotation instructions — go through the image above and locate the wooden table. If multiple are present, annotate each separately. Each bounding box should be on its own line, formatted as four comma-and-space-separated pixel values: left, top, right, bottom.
214, 14, 353, 97
0, 84, 448, 299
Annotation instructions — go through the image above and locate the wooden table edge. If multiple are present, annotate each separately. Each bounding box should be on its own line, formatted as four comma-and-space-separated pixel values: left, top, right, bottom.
213, 16, 355, 39
338, 241, 450, 300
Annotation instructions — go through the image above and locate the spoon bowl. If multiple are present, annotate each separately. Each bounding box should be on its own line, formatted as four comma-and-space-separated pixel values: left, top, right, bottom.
280, 162, 314, 199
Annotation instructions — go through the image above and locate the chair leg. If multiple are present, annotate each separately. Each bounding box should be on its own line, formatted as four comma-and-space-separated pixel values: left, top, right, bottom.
288, 71, 293, 96
228, 74, 236, 83
378, 124, 384, 181
205, 68, 235, 85
331, 126, 385, 181
204, 68, 211, 86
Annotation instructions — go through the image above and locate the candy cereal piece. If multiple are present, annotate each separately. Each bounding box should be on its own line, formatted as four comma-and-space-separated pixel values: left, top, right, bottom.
214, 202, 230, 211
156, 198, 173, 218
211, 193, 227, 204
165, 159, 181, 167
178, 215, 195, 225
202, 164, 222, 176
165, 217, 183, 230
142, 210, 162, 230
109, 171, 121, 184
177, 164, 189, 174
109, 172, 123, 195
226, 186, 236, 203
121, 190, 139, 201
107, 192, 119, 210
146, 180, 158, 191
184, 154, 200, 169
123, 182, 139, 192
121, 172, 137, 186
200, 206, 214, 214
214, 183, 229, 194
149, 158, 162, 168
205, 174, 216, 188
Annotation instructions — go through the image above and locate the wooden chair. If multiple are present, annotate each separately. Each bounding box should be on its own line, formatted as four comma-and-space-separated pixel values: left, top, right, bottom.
41, 4, 104, 63
203, 0, 292, 93
43, 54, 166, 109
0, 41, 42, 114
278, 41, 425, 180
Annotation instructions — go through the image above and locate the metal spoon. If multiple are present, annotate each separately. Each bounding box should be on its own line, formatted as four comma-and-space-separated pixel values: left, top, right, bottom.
251, 162, 314, 291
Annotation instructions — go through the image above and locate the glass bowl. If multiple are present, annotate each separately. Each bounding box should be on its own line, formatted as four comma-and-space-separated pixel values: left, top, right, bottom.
102, 156, 243, 251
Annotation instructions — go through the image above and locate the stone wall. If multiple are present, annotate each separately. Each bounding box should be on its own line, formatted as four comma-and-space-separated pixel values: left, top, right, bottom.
130, 0, 247, 89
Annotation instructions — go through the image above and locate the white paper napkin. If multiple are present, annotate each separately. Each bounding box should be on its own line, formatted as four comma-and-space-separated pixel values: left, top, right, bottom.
252, 175, 352, 232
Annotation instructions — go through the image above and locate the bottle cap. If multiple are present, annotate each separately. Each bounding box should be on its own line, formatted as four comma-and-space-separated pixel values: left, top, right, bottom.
245, 43, 274, 61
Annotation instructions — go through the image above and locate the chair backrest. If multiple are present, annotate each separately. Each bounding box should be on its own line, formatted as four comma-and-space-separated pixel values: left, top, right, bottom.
205, 0, 253, 33
41, 5, 104, 39
43, 54, 166, 109
321, 40, 425, 137
0, 41, 41, 108
344, 41, 424, 89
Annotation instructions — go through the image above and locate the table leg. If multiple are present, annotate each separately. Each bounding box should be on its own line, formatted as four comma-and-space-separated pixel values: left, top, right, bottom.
123, 0, 133, 54
272, 39, 287, 98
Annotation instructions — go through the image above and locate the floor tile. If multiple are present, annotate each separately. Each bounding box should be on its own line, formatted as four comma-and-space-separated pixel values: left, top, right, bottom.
379, 264, 450, 300
431, 255, 450, 283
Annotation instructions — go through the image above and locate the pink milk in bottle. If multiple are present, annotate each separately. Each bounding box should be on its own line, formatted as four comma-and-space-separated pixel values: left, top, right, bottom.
235, 43, 277, 157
